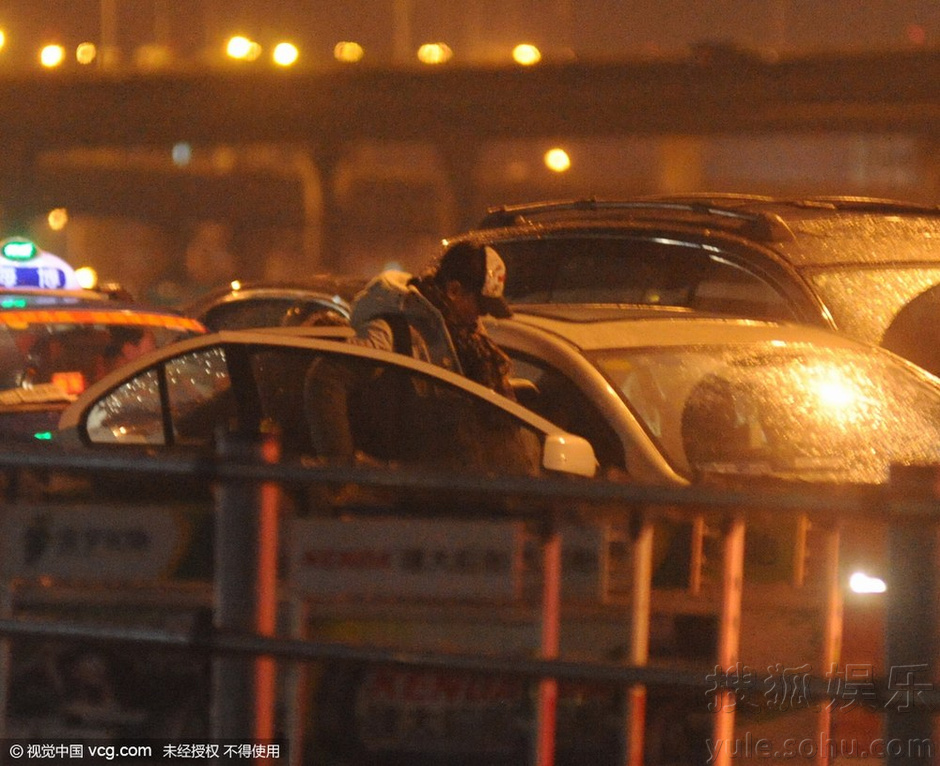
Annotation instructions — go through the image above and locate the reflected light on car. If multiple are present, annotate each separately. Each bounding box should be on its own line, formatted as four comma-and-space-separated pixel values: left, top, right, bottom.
815, 376, 855, 410
849, 571, 887, 594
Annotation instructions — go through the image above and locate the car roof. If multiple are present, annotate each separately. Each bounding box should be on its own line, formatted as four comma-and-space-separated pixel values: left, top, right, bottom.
0, 290, 206, 332
493, 303, 867, 353
184, 278, 364, 315
466, 195, 940, 269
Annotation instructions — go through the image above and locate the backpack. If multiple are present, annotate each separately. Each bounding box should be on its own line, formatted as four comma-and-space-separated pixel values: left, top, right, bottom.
349, 271, 416, 359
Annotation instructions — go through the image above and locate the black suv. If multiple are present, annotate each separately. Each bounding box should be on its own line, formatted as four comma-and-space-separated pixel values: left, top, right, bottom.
445, 195, 940, 374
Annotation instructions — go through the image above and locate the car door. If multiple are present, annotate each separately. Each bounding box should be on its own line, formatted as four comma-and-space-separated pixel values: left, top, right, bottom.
71, 339, 594, 480
247, 345, 547, 477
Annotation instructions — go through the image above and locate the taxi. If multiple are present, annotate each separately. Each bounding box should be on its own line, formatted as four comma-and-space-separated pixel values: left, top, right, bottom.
0, 237, 206, 444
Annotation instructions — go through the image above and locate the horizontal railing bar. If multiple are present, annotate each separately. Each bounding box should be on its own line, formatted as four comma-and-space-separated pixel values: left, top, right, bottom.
0, 617, 934, 712
0, 445, 909, 520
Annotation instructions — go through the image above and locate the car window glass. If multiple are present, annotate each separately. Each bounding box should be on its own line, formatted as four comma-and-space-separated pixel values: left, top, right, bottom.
84, 347, 232, 447
86, 369, 164, 444
203, 300, 293, 331
592, 343, 940, 484
297, 351, 544, 475
496, 236, 795, 320
508, 354, 624, 473
167, 348, 232, 445
807, 267, 940, 345
687, 259, 796, 320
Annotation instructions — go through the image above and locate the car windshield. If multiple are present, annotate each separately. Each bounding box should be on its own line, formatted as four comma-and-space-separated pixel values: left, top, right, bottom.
591, 342, 940, 484
806, 266, 940, 345
0, 313, 201, 402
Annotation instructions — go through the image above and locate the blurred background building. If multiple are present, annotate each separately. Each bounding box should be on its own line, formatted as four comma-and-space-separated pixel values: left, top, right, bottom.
2, 1, 939, 298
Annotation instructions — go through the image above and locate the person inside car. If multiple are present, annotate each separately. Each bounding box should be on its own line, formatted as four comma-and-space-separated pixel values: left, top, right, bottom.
97, 326, 157, 378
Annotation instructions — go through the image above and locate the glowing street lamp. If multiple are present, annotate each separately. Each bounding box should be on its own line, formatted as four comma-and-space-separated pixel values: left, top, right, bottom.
544, 148, 571, 173
40, 44, 66, 68
334, 41, 364, 63
272, 42, 299, 67
417, 43, 453, 65
76, 42, 98, 65
513, 43, 542, 66
226, 35, 261, 61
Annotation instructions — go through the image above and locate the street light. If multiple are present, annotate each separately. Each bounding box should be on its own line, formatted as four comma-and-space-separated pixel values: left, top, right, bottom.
544, 148, 571, 172
334, 41, 364, 63
226, 35, 261, 62
272, 42, 298, 67
40, 44, 66, 68
417, 42, 452, 65
76, 43, 98, 65
512, 43, 542, 66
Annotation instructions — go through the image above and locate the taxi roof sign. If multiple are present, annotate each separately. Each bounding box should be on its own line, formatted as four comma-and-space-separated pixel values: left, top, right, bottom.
1, 238, 38, 261
0, 237, 81, 290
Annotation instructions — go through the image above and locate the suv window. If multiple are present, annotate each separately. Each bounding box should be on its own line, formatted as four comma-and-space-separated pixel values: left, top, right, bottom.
495, 236, 796, 320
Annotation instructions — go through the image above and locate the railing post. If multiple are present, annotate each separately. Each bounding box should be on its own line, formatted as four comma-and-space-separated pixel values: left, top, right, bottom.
817, 523, 842, 766
621, 512, 653, 766
211, 428, 281, 745
533, 522, 561, 766
884, 464, 939, 765
711, 513, 746, 766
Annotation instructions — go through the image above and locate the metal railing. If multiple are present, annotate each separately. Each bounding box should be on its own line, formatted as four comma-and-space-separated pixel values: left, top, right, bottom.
0, 434, 935, 766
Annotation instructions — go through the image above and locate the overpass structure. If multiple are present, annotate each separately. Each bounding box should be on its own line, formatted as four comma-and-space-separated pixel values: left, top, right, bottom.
3, 46, 940, 264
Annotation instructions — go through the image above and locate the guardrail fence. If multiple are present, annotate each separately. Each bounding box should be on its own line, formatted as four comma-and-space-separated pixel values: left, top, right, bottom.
0, 433, 936, 766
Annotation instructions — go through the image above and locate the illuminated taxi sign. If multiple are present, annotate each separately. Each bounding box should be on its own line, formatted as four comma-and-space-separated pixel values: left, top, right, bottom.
0, 237, 81, 290
1, 238, 38, 261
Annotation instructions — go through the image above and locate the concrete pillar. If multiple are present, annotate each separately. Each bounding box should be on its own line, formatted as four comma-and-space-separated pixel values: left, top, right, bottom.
0, 143, 39, 237
439, 136, 483, 234
656, 135, 706, 194
310, 138, 347, 273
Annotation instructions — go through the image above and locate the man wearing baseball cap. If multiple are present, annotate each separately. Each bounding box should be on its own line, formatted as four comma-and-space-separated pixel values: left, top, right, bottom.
304, 241, 537, 470
348, 241, 516, 398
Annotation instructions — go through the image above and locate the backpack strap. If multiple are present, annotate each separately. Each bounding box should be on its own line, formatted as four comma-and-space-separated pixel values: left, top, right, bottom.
376, 313, 413, 357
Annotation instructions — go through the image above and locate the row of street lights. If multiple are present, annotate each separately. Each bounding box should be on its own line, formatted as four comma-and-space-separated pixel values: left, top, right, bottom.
0, 30, 546, 70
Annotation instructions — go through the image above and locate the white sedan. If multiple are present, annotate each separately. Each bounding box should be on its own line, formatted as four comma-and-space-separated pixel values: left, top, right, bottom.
56, 326, 597, 481
487, 304, 940, 488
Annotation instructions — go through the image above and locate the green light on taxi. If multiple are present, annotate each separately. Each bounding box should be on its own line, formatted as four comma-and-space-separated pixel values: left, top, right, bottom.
33, 431, 53, 441
1, 238, 38, 261
0, 298, 27, 308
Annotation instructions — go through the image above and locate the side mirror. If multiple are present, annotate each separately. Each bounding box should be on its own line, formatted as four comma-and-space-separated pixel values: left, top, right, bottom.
542, 433, 597, 478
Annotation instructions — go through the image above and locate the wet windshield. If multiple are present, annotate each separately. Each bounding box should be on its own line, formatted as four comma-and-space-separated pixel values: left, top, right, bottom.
807, 266, 940, 345
592, 342, 940, 484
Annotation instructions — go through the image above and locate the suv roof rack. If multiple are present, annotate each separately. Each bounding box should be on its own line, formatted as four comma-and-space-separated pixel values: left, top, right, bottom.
478, 197, 796, 242
645, 192, 940, 216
